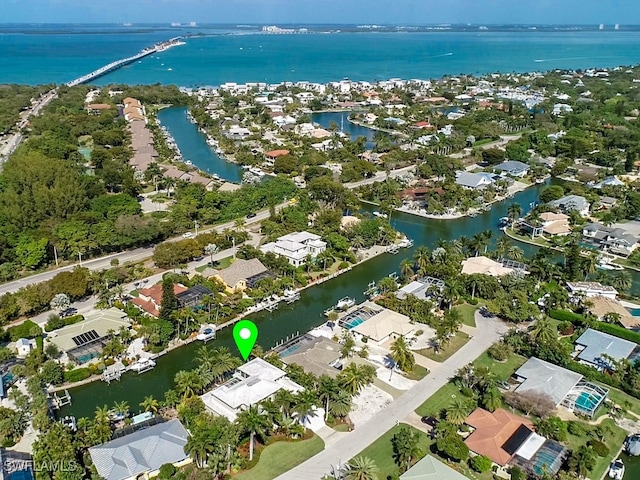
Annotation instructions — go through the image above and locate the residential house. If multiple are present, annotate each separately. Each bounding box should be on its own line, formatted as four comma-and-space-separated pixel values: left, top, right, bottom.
399, 455, 469, 480
538, 212, 572, 236
574, 328, 639, 370
493, 160, 530, 178
549, 195, 590, 216
86, 103, 112, 114
123, 97, 146, 123
128, 120, 158, 173
279, 334, 344, 378
89, 419, 190, 480
587, 296, 640, 329
396, 277, 445, 300
553, 103, 573, 115
260, 231, 327, 267
263, 149, 290, 167
598, 196, 618, 210
566, 281, 618, 299
464, 408, 567, 477
130, 283, 188, 317
461, 256, 527, 277
582, 223, 638, 256
342, 302, 417, 345
45, 308, 131, 364
513, 357, 608, 417
593, 176, 624, 189
211, 258, 270, 293
200, 358, 303, 421
455, 171, 495, 190
14, 338, 37, 357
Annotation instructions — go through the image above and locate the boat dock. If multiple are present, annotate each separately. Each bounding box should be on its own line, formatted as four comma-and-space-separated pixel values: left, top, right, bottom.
50, 389, 72, 409
101, 362, 127, 383
66, 37, 184, 87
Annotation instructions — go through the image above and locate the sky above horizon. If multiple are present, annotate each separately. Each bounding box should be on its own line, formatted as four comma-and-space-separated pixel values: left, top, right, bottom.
3, 0, 640, 25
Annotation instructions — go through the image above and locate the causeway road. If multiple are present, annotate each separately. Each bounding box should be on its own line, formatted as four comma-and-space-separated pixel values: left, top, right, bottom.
276, 312, 509, 480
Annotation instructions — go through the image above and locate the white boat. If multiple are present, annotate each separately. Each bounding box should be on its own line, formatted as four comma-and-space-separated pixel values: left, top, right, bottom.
597, 263, 624, 271
397, 237, 413, 248
283, 289, 300, 304
499, 216, 510, 226
129, 358, 156, 373
608, 458, 624, 479
61, 416, 77, 432
336, 297, 355, 310
196, 326, 216, 342
626, 433, 640, 455
372, 211, 388, 219
184, 160, 193, 166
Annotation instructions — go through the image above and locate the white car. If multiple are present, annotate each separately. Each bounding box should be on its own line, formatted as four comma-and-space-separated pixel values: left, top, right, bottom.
182, 232, 193, 238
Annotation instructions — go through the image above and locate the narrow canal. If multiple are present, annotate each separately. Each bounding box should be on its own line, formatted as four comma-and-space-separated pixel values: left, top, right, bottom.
157, 106, 243, 183
311, 111, 378, 149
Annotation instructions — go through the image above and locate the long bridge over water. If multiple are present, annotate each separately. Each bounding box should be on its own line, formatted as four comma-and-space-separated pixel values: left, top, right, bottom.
66, 37, 184, 87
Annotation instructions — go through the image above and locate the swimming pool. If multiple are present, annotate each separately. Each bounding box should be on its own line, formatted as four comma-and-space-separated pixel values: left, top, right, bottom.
627, 308, 640, 317
7, 469, 34, 480
344, 316, 365, 329
576, 391, 602, 412
278, 344, 302, 357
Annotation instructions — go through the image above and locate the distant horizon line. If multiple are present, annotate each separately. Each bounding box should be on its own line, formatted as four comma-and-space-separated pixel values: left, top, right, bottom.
0, 22, 636, 26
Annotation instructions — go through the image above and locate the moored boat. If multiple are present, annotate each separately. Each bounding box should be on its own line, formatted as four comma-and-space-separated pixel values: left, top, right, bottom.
608, 458, 624, 479
129, 358, 156, 373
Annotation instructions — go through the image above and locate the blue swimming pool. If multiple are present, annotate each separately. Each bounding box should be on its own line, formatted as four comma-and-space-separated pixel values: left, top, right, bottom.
344, 316, 365, 329
7, 469, 34, 480
627, 308, 640, 317
576, 391, 602, 411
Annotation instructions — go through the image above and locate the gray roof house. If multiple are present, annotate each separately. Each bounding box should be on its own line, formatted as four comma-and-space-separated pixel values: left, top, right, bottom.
455, 171, 495, 190
582, 223, 639, 256
400, 454, 469, 480
88, 419, 189, 480
574, 328, 639, 370
513, 357, 608, 417
493, 160, 530, 177
593, 176, 624, 189
549, 195, 590, 216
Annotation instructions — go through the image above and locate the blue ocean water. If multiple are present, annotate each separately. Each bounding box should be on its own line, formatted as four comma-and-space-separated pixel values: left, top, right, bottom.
1, 25, 640, 86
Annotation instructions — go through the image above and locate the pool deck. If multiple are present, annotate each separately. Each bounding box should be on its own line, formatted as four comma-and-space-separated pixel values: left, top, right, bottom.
620, 299, 640, 310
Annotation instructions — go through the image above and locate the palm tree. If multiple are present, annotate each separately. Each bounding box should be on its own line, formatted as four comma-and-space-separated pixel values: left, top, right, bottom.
443, 279, 463, 310
140, 395, 159, 414
318, 375, 339, 420
236, 405, 270, 461
392, 426, 422, 473
400, 258, 414, 281
568, 445, 596, 479
481, 387, 502, 412
338, 363, 368, 395
292, 390, 317, 425
204, 243, 219, 266
413, 246, 430, 274
496, 236, 511, 258
330, 390, 352, 419
274, 389, 297, 417
343, 456, 379, 480
390, 336, 415, 373
446, 399, 472, 426
94, 405, 110, 425
581, 253, 598, 280
507, 245, 524, 261
442, 309, 463, 337
185, 428, 213, 468
507, 203, 522, 229
611, 270, 632, 292
174, 370, 203, 399
528, 317, 556, 346
112, 400, 129, 417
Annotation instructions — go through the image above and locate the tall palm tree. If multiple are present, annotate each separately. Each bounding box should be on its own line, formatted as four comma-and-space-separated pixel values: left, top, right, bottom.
94, 405, 110, 425
507, 245, 524, 261
443, 279, 463, 310
292, 390, 317, 425
507, 203, 522, 229
528, 317, 556, 346
185, 429, 213, 468
496, 236, 511, 258
611, 270, 632, 292
317, 375, 339, 420
330, 390, 352, 419
174, 370, 203, 399
273, 388, 297, 417
481, 387, 502, 412
568, 445, 596, 479
236, 405, 270, 461
343, 456, 379, 480
581, 253, 598, 280
413, 246, 430, 274
390, 336, 415, 373
140, 395, 159, 414
400, 258, 414, 281
112, 400, 130, 417
392, 426, 422, 473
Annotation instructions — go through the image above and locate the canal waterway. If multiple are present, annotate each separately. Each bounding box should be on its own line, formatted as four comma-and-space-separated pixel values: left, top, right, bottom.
157, 106, 243, 183
311, 111, 378, 149
621, 453, 639, 479
61, 181, 551, 419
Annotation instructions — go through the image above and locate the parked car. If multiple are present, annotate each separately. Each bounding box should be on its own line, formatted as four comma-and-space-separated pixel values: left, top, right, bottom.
246, 212, 257, 219
498, 380, 511, 390
182, 232, 193, 238
421, 416, 438, 427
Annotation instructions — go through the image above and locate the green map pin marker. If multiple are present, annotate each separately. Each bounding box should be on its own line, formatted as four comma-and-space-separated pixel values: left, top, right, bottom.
233, 319, 258, 361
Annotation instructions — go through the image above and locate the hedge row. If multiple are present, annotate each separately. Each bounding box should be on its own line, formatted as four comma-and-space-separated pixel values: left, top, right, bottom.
44, 314, 84, 332
63, 368, 92, 383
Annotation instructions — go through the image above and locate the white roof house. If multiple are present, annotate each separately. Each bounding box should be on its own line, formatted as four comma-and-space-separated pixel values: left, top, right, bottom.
200, 358, 303, 421
566, 281, 618, 299
455, 171, 495, 190
15, 338, 37, 357
260, 231, 327, 267
89, 419, 189, 480
549, 195, 590, 217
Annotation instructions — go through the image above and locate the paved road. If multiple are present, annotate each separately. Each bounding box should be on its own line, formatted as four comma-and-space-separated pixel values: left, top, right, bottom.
344, 165, 416, 189
0, 205, 280, 297
276, 313, 509, 480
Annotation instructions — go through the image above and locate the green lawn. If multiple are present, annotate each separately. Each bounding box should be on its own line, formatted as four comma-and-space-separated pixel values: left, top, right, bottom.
418, 332, 471, 362
564, 419, 626, 480
598, 383, 640, 418
354, 424, 433, 479
454, 303, 482, 327
415, 352, 527, 417
195, 255, 233, 273
406, 364, 430, 381
473, 352, 527, 381
233, 435, 324, 480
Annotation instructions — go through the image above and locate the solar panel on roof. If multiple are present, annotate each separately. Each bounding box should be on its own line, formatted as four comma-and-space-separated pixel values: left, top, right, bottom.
502, 424, 533, 455
71, 329, 100, 346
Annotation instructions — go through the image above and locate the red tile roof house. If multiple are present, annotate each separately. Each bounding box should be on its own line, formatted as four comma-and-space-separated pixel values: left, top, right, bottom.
130, 283, 188, 317
264, 149, 290, 167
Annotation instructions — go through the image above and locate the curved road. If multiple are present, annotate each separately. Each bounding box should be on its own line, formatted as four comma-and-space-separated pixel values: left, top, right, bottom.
276, 313, 509, 480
